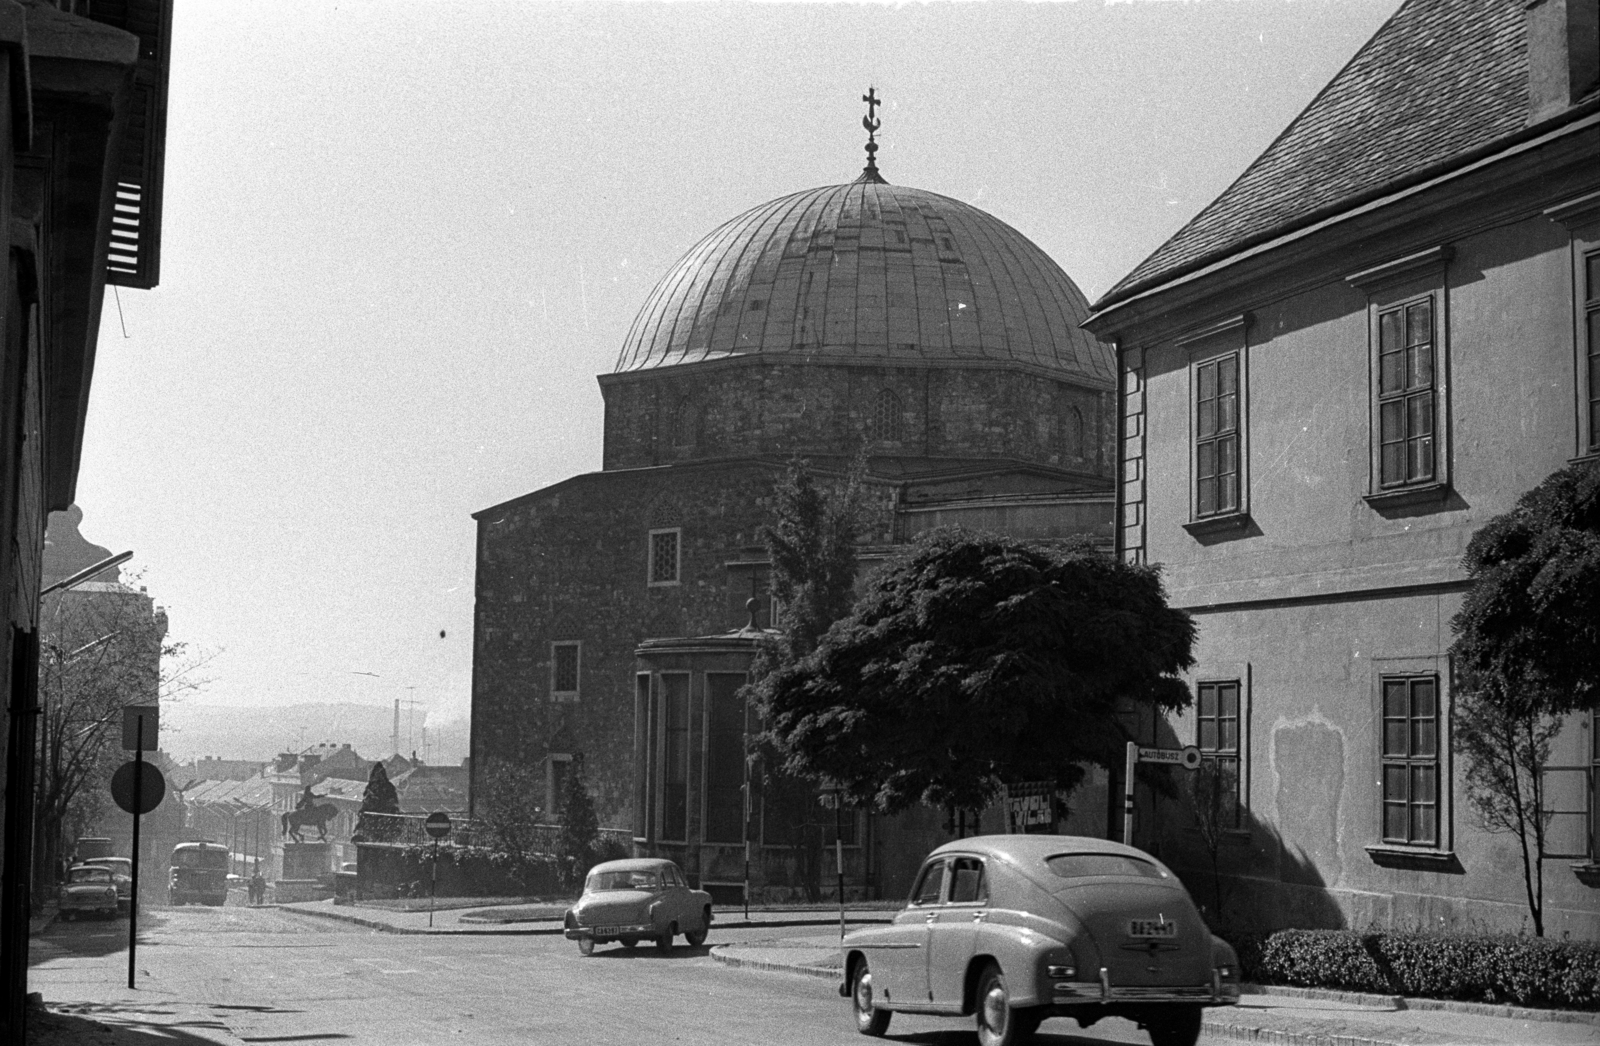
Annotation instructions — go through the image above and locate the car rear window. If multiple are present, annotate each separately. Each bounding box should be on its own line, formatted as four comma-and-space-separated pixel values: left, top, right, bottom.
586, 870, 661, 891
1045, 853, 1167, 880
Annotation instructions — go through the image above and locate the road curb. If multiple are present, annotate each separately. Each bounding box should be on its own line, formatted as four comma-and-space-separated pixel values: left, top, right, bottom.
1241, 985, 1600, 1027
1201, 1017, 1404, 1046
710, 947, 840, 981
280, 904, 890, 937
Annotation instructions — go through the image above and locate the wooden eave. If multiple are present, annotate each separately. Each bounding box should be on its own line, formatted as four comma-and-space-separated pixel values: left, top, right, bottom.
20, 6, 137, 509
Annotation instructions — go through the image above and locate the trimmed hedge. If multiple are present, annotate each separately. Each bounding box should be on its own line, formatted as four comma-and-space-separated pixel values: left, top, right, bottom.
1226, 929, 1600, 1011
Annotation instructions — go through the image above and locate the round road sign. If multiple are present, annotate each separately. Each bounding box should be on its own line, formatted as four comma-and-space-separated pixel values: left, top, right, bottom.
110, 761, 166, 815
1180, 745, 1203, 771
424, 811, 452, 839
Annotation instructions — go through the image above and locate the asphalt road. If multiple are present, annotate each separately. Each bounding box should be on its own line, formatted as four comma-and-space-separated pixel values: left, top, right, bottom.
28, 905, 1167, 1046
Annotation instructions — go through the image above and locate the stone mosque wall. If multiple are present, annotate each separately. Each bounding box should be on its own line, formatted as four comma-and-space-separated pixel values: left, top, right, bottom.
599, 360, 1114, 476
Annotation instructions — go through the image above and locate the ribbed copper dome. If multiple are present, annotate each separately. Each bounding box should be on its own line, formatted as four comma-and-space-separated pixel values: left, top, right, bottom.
613, 180, 1110, 385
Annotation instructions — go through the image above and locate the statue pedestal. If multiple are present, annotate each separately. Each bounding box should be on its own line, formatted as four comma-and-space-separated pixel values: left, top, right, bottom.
282, 842, 330, 880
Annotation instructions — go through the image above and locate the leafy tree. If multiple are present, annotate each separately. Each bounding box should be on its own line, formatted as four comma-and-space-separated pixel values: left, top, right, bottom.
1451, 458, 1600, 718
354, 762, 401, 841
763, 456, 863, 658
477, 759, 546, 856
556, 761, 600, 889
1452, 684, 1561, 936
743, 457, 864, 901
1449, 458, 1599, 937
755, 528, 1196, 818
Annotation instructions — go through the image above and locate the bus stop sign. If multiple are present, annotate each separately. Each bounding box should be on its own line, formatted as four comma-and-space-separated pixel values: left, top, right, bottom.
424, 811, 452, 839
110, 761, 166, 815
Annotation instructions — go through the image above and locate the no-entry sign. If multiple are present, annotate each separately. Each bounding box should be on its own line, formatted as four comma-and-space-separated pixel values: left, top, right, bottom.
111, 760, 165, 815
424, 811, 452, 839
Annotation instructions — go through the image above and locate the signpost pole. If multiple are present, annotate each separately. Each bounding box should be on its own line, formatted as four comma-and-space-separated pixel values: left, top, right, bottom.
128, 718, 143, 989
429, 841, 437, 929
1122, 741, 1136, 847
835, 799, 844, 941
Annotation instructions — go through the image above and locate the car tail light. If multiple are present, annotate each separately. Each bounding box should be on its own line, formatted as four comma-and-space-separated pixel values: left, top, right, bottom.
1046, 964, 1075, 979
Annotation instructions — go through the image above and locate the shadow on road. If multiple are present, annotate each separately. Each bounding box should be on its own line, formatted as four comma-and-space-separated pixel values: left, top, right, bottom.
27, 1001, 347, 1045
584, 944, 713, 960
885, 1028, 1141, 1045
31, 910, 174, 960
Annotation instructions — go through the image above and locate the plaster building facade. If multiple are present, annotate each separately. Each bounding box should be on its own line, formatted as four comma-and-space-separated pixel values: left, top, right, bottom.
0, 2, 172, 1032
472, 146, 1116, 898
1083, 0, 1600, 936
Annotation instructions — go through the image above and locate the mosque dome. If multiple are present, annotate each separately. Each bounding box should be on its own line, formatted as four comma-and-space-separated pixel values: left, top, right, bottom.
613, 178, 1110, 387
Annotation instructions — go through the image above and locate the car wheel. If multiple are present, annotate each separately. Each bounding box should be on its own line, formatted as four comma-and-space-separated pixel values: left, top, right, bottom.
1145, 1005, 1202, 1046
620, 937, 638, 949
685, 908, 709, 947
975, 963, 1034, 1046
849, 957, 891, 1036
656, 924, 675, 953
577, 936, 595, 957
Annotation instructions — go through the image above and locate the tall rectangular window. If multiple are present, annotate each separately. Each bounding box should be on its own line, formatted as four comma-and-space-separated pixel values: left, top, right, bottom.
661, 673, 689, 841
1377, 299, 1436, 487
634, 673, 652, 842
1194, 354, 1239, 517
1196, 680, 1242, 830
1586, 252, 1599, 452
1381, 676, 1439, 846
648, 528, 681, 586
703, 673, 746, 844
550, 642, 580, 702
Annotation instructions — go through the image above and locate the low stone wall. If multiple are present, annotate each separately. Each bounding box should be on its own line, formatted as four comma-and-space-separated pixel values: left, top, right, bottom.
272, 878, 333, 903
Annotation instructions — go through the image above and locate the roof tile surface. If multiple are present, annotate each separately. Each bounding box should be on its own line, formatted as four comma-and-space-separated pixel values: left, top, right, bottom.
1102, 0, 1528, 304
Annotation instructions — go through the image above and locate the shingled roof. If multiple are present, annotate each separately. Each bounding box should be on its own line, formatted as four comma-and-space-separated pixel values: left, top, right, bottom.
1097, 0, 1533, 307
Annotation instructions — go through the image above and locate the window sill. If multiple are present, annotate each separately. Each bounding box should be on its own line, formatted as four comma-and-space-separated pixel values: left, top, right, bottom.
1571, 863, 1600, 888
1363, 483, 1449, 510
1364, 844, 1461, 872
1182, 511, 1252, 537
550, 693, 579, 704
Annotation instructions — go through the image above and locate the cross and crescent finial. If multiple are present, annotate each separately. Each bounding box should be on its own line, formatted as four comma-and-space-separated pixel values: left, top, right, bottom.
860, 86, 885, 183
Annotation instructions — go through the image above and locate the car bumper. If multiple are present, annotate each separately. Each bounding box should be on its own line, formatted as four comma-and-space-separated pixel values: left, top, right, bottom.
1050, 975, 1240, 1006
564, 922, 654, 941
60, 898, 116, 911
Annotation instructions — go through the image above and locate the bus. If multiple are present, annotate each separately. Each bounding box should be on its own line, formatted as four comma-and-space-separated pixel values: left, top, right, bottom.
169, 841, 230, 906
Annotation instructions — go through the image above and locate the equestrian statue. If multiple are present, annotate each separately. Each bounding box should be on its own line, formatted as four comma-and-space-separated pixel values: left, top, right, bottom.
281, 784, 338, 843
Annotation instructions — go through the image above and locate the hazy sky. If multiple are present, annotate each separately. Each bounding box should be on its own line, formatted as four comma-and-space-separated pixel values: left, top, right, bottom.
72, 0, 1401, 735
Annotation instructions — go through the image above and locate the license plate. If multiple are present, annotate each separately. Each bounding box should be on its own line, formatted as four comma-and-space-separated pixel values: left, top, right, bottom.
1128, 919, 1177, 938
593, 925, 624, 936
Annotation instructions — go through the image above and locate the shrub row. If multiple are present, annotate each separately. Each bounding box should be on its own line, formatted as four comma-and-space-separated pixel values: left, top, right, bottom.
391, 844, 562, 897
1226, 929, 1600, 1011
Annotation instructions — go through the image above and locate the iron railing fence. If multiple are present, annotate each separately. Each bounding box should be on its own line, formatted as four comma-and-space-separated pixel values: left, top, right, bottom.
354, 812, 631, 855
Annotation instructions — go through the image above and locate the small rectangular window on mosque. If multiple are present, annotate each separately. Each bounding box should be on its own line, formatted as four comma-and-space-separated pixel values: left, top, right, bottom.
551, 642, 580, 702
648, 528, 681, 586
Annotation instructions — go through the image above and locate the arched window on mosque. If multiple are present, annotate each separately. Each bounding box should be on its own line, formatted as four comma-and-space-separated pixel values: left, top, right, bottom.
1064, 406, 1085, 460
868, 388, 905, 443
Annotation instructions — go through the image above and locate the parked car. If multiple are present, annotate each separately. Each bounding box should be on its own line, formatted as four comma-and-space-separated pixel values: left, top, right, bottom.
840, 835, 1239, 1046
58, 864, 119, 921
563, 858, 712, 956
82, 856, 133, 908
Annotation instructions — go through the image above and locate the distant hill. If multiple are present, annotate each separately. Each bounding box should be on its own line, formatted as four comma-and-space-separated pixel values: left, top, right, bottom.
163, 702, 469, 767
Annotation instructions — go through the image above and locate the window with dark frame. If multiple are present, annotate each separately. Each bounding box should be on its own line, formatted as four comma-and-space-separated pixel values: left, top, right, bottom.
1586, 252, 1599, 452
648, 528, 680, 586
550, 642, 579, 700
1381, 675, 1440, 846
1195, 354, 1239, 517
1196, 680, 1242, 830
1377, 298, 1436, 487
661, 674, 689, 841
703, 673, 746, 844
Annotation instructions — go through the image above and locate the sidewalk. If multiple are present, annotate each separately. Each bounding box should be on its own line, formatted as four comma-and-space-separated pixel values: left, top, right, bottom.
710, 932, 1600, 1046
276, 898, 895, 935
